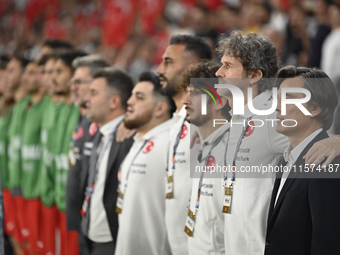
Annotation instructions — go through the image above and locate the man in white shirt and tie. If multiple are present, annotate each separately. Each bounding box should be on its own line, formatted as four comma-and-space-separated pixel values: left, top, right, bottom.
265, 66, 340, 255
81, 68, 134, 254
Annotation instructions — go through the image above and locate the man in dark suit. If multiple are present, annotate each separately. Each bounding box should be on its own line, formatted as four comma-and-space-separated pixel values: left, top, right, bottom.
66, 54, 110, 255
265, 66, 340, 255
80, 68, 134, 254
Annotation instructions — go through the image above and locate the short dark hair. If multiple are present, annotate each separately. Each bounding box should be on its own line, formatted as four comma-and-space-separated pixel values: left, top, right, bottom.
217, 30, 281, 93
138, 71, 176, 116
56, 50, 87, 72
170, 35, 212, 61
43, 40, 73, 50
13, 55, 30, 70
0, 55, 9, 70
275, 66, 338, 130
93, 68, 134, 110
181, 61, 231, 118
72, 55, 110, 77
36, 52, 56, 66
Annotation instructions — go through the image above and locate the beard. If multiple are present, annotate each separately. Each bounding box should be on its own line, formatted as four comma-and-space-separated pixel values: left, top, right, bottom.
124, 110, 153, 130
159, 74, 178, 97
191, 113, 211, 127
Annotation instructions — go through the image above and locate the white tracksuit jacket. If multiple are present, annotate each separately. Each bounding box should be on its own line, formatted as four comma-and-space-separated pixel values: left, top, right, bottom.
224, 90, 289, 255
115, 120, 172, 255
188, 123, 230, 255
165, 106, 193, 255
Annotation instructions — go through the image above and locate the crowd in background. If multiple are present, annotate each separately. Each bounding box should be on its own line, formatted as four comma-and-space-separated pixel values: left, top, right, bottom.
0, 0, 340, 81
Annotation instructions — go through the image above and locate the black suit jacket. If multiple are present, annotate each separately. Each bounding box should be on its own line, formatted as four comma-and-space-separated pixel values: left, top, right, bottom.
265, 130, 340, 255
66, 115, 93, 231
82, 127, 134, 242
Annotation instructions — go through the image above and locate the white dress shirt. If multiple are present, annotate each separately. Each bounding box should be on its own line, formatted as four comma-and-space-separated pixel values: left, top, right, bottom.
88, 115, 125, 242
275, 128, 323, 206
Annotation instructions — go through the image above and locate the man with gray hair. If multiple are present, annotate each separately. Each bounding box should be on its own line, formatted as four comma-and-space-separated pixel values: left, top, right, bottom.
66, 54, 110, 255
216, 30, 340, 255
71, 54, 110, 109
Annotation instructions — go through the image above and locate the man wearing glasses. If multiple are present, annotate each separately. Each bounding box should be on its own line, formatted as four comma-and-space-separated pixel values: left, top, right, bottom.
67, 55, 110, 255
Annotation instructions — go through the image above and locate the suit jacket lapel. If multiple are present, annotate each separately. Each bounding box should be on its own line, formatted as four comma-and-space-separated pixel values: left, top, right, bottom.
267, 130, 329, 236
268, 158, 285, 223
105, 138, 120, 180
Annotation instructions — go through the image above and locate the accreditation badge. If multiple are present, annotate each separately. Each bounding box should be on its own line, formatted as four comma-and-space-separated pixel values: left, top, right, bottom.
115, 190, 124, 214
222, 186, 233, 214
184, 209, 196, 237
68, 146, 77, 168
165, 175, 173, 199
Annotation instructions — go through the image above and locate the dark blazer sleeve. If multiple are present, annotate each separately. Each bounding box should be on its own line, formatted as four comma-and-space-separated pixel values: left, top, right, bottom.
308, 160, 340, 254
66, 117, 93, 231
104, 136, 134, 242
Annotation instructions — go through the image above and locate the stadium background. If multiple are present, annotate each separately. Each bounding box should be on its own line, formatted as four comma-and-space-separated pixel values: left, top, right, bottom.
0, 0, 337, 80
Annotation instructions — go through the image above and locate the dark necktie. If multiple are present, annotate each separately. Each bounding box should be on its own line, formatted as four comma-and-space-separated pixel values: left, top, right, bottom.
81, 131, 103, 236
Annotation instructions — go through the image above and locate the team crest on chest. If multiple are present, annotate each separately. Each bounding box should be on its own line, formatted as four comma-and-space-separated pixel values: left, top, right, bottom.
180, 124, 188, 139
142, 141, 154, 154
207, 156, 216, 169
89, 122, 98, 136
244, 120, 255, 137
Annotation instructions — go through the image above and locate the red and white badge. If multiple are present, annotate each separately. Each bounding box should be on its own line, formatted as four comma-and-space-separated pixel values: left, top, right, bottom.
76, 127, 84, 140
142, 141, 154, 154
89, 122, 98, 136
180, 124, 189, 139
245, 120, 255, 137
207, 156, 216, 169
180, 124, 188, 139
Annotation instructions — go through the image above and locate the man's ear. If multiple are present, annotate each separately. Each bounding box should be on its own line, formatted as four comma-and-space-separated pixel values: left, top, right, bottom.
154, 101, 168, 118
109, 95, 121, 111
309, 105, 321, 119
248, 70, 263, 85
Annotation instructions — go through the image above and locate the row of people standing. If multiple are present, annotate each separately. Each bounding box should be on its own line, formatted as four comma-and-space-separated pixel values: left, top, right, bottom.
2, 30, 340, 255
69, 30, 340, 255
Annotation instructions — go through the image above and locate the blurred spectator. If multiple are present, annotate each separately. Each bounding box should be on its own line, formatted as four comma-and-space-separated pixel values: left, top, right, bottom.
321, 2, 340, 79
283, 5, 310, 66
308, 0, 331, 68
268, 0, 289, 34
260, 26, 285, 61
36, 39, 73, 60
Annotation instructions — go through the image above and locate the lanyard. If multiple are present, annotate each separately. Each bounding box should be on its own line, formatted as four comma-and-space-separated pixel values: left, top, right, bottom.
120, 139, 149, 191
224, 93, 272, 184
223, 117, 251, 184
166, 117, 186, 173
194, 128, 230, 211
